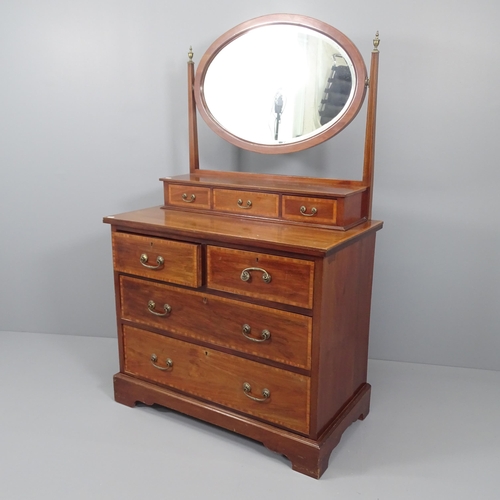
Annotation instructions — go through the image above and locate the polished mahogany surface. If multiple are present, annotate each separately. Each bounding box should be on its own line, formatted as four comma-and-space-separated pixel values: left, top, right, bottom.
104, 206, 382, 256
105, 14, 382, 479
105, 206, 381, 478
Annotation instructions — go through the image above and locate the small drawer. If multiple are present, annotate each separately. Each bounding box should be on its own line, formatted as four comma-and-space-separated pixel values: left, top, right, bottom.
112, 232, 201, 288
123, 325, 310, 434
207, 246, 314, 309
167, 184, 211, 209
213, 189, 279, 217
282, 195, 337, 225
120, 276, 312, 369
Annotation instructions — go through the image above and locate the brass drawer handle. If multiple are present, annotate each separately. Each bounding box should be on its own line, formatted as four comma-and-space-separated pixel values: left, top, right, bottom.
237, 199, 252, 209
150, 354, 173, 370
140, 253, 164, 269
182, 193, 196, 203
242, 324, 271, 342
300, 205, 318, 217
147, 300, 172, 317
243, 382, 270, 402
240, 267, 272, 283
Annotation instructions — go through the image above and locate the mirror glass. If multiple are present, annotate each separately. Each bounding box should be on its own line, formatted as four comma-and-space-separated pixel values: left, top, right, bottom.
195, 16, 367, 153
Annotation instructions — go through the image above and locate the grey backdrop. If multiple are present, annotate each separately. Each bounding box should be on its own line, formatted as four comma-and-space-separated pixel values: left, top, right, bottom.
1, 0, 498, 371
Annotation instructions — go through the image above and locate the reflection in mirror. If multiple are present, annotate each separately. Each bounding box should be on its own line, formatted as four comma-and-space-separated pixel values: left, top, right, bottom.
238, 116, 366, 179
202, 25, 355, 146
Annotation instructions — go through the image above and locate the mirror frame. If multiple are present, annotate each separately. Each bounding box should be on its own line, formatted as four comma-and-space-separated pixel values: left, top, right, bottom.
193, 14, 368, 154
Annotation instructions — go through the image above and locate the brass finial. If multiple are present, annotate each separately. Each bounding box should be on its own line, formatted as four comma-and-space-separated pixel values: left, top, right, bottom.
373, 31, 380, 52
188, 46, 194, 62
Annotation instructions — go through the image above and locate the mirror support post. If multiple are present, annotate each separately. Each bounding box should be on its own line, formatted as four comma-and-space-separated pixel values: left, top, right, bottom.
362, 33, 380, 220
188, 47, 200, 172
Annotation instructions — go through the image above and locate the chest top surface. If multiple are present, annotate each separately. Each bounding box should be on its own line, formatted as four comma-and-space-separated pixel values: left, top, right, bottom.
104, 206, 382, 256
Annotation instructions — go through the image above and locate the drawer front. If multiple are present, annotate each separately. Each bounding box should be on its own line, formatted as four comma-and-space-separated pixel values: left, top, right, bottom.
167, 184, 211, 209
123, 325, 310, 434
213, 189, 279, 217
207, 246, 314, 309
282, 195, 337, 225
112, 232, 201, 288
120, 276, 312, 369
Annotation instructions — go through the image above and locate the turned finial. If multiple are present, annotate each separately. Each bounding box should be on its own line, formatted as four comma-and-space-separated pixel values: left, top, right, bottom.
188, 46, 194, 62
373, 32, 380, 52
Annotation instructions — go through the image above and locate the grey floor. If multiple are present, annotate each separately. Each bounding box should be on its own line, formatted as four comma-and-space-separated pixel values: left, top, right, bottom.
1, 331, 499, 500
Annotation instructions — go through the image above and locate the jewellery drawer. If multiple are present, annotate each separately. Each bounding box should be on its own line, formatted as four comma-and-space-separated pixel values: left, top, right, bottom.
206, 246, 314, 309
213, 188, 279, 217
167, 184, 211, 209
123, 325, 310, 434
120, 275, 312, 369
112, 232, 202, 288
282, 195, 337, 225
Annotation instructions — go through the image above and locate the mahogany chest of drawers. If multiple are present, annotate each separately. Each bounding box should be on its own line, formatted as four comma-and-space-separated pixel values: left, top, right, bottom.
104, 207, 382, 478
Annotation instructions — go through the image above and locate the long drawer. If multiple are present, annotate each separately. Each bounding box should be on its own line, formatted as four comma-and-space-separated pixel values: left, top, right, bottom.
112, 232, 202, 288
120, 276, 312, 369
123, 325, 310, 434
206, 246, 314, 309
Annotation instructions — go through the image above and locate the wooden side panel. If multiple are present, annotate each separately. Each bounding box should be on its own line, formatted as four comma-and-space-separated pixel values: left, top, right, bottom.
120, 276, 312, 369
206, 246, 314, 309
311, 232, 377, 437
123, 325, 310, 434
213, 189, 279, 217
112, 232, 202, 288
336, 192, 364, 227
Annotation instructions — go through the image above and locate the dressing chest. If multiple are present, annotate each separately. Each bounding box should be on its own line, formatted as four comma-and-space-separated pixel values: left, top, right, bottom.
104, 14, 382, 478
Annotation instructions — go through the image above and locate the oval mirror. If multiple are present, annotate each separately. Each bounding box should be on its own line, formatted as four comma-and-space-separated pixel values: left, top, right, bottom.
194, 14, 367, 154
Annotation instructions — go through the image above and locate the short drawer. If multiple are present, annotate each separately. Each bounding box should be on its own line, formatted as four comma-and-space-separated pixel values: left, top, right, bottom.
123, 325, 310, 434
112, 232, 201, 288
167, 184, 211, 209
120, 276, 312, 369
207, 246, 314, 309
282, 195, 337, 225
213, 189, 279, 217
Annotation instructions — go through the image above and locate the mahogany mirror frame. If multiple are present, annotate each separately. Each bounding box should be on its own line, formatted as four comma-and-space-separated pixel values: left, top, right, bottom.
191, 14, 368, 155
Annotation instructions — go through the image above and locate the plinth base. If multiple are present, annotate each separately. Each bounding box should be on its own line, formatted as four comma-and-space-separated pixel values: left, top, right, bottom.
114, 373, 370, 479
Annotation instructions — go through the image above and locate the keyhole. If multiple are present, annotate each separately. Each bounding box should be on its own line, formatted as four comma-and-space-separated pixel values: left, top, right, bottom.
256, 257, 259, 262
